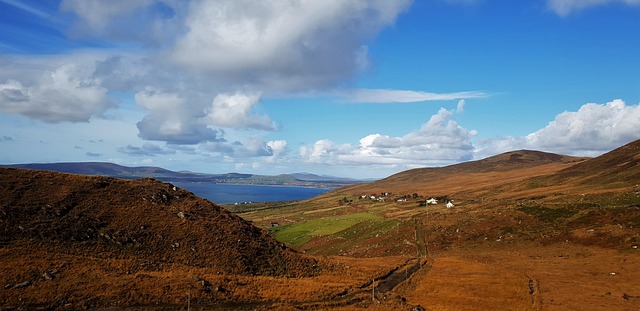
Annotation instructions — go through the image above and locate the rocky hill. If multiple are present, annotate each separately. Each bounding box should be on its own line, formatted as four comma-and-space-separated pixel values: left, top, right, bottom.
0, 168, 316, 277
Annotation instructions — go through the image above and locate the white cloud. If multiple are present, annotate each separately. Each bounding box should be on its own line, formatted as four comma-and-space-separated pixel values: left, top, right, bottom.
242, 136, 279, 157
172, 0, 412, 90
300, 107, 476, 167
478, 99, 640, 157
266, 140, 288, 159
0, 60, 114, 123
202, 92, 275, 130
299, 139, 353, 164
343, 89, 486, 103
300, 99, 639, 172
525, 99, 640, 154
200, 137, 289, 159
0, 0, 417, 159
456, 99, 466, 112
59, 0, 412, 91
45, 1, 412, 147
548, 0, 640, 15
135, 88, 222, 144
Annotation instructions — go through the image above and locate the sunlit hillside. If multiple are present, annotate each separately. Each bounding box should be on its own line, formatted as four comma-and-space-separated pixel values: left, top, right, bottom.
1, 139, 639, 310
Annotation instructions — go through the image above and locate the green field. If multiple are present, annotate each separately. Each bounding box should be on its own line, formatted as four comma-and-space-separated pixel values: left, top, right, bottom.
269, 212, 384, 245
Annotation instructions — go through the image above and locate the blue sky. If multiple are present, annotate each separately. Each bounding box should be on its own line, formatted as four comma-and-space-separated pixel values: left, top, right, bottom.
1, 0, 639, 179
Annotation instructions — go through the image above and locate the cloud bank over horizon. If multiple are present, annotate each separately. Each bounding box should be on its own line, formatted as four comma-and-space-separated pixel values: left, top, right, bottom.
299, 99, 640, 172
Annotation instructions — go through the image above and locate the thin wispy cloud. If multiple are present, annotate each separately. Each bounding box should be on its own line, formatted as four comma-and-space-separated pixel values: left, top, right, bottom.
1, 0, 53, 20
343, 89, 488, 104
548, 0, 640, 15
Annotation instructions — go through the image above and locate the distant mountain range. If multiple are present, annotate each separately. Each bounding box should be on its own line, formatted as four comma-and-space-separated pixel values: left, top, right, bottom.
0, 162, 362, 188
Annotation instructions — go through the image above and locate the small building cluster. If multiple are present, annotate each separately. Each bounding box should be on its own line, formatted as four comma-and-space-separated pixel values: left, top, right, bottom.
423, 197, 455, 208
362, 193, 390, 202
359, 192, 457, 208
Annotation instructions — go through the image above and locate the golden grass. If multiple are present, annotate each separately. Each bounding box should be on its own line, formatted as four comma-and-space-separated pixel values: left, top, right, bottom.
0, 245, 413, 310
396, 243, 640, 311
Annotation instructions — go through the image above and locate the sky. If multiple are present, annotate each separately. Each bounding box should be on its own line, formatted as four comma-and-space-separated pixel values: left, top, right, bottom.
1, 0, 639, 179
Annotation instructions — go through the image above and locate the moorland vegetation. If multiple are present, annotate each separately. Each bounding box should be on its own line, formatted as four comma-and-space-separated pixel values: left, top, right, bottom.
1, 139, 639, 310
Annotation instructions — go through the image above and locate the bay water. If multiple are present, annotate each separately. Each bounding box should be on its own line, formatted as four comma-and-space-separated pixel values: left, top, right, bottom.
172, 182, 331, 204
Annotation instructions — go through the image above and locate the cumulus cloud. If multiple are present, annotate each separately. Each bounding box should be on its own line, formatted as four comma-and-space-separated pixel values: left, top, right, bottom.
59, 0, 411, 91
548, 0, 640, 15
134, 88, 222, 144
343, 89, 486, 103
201, 137, 289, 159
91, 55, 152, 92
0, 58, 114, 123
172, 0, 412, 90
525, 99, 640, 154
299, 139, 354, 165
478, 99, 640, 157
300, 99, 639, 170
45, 1, 413, 146
202, 92, 275, 130
117, 142, 176, 156
300, 107, 476, 167
266, 140, 288, 158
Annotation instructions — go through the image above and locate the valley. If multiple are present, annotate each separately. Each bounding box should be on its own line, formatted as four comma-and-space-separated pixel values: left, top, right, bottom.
1, 140, 639, 310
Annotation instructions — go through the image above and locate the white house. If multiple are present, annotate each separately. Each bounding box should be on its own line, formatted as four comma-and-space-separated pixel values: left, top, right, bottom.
446, 201, 455, 208
426, 198, 438, 205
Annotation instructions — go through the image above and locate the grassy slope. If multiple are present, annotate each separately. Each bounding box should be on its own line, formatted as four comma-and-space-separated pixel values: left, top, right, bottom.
236, 141, 640, 310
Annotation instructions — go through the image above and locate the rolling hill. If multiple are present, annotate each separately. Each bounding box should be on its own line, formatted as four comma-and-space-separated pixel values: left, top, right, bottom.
235, 139, 640, 310
0, 167, 419, 310
1, 162, 183, 179
552, 138, 640, 185
0, 167, 316, 277
2, 139, 639, 310
340, 149, 589, 198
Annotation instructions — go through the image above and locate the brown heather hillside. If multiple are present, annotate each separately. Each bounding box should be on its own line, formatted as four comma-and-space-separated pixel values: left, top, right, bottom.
552, 138, 640, 185
0, 168, 316, 277
2, 140, 640, 310
341, 149, 589, 198
233, 140, 640, 310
